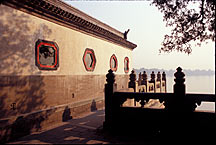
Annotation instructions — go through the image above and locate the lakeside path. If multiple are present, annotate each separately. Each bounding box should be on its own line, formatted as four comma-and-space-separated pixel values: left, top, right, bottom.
7, 109, 112, 144
6, 109, 156, 144
7, 109, 161, 144
7, 108, 214, 144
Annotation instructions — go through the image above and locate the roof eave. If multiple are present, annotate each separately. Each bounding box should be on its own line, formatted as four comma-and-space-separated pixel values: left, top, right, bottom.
1, 0, 137, 50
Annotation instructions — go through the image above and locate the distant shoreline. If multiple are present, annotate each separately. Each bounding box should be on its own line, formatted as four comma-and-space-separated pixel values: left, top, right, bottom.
134, 68, 215, 77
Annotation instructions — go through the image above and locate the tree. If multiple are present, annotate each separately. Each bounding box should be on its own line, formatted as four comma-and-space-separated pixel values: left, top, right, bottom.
151, 0, 215, 54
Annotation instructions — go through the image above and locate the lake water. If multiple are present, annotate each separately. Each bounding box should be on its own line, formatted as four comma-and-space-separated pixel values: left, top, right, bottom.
166, 75, 215, 112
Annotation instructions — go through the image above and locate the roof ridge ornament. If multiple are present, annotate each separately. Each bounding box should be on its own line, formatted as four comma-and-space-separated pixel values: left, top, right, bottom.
124, 29, 130, 39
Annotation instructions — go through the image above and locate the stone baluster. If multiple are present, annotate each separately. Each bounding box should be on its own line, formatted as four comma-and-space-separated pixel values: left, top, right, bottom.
162, 72, 166, 81
150, 71, 155, 82
174, 67, 197, 111
162, 71, 167, 93
129, 70, 137, 106
150, 71, 156, 92
157, 71, 161, 82
165, 67, 196, 112
138, 72, 142, 86
174, 67, 185, 95
172, 67, 186, 111
165, 67, 185, 111
128, 70, 137, 92
104, 69, 117, 129
141, 71, 147, 85
157, 71, 162, 92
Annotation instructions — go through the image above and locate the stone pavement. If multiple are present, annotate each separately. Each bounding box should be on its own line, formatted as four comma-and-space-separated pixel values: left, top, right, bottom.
7, 109, 161, 144
7, 109, 109, 144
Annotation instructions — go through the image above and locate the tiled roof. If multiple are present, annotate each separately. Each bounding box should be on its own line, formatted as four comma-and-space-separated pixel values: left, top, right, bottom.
1, 0, 137, 49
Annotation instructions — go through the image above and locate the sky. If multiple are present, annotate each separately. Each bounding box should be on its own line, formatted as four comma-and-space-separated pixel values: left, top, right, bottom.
64, 0, 215, 71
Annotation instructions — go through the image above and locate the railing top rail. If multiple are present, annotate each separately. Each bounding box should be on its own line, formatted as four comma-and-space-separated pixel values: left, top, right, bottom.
114, 92, 173, 100
186, 93, 215, 96
185, 93, 215, 102
114, 92, 215, 102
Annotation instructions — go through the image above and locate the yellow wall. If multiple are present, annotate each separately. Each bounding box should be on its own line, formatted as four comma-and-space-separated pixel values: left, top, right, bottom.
0, 5, 133, 76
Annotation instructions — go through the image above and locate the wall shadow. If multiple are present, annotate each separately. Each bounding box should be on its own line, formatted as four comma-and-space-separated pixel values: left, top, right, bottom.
0, 5, 54, 143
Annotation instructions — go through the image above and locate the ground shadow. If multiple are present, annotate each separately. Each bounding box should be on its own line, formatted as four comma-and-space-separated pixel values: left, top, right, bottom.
91, 99, 97, 112
62, 106, 73, 122
8, 110, 108, 144
5, 109, 168, 144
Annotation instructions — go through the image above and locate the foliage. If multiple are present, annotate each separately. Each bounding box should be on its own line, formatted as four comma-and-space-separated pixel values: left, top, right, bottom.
151, 0, 215, 54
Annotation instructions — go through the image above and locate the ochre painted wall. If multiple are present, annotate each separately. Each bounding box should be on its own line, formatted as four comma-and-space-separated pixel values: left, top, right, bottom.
0, 4, 133, 121
0, 5, 133, 76
0, 4, 135, 142
0, 74, 130, 118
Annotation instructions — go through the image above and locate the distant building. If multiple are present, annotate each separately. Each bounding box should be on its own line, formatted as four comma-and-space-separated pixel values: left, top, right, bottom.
0, 0, 136, 142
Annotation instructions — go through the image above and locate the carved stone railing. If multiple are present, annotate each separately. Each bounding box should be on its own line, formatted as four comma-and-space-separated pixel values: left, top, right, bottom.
103, 67, 215, 144
128, 69, 167, 106
129, 70, 167, 94
103, 67, 215, 129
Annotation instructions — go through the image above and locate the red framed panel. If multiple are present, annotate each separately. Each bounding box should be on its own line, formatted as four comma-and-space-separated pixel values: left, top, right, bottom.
110, 54, 118, 72
83, 48, 96, 71
124, 57, 129, 73
35, 39, 59, 70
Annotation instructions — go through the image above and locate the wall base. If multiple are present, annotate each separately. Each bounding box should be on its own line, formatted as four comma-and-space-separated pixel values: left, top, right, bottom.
0, 97, 104, 143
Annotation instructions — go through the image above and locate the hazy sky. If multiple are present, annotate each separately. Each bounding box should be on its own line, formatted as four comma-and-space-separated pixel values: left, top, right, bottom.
64, 1, 215, 70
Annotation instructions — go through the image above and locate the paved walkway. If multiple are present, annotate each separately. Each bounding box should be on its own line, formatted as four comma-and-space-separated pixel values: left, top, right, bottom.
7, 109, 161, 144
7, 109, 110, 144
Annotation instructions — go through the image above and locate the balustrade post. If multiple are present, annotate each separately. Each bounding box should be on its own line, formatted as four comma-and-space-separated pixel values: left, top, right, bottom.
150, 71, 156, 92
150, 71, 155, 82
165, 67, 186, 111
141, 71, 147, 85
174, 67, 185, 96
104, 69, 117, 129
162, 72, 167, 93
138, 72, 142, 86
157, 71, 161, 81
168, 67, 196, 112
141, 71, 148, 92
128, 70, 137, 92
157, 71, 162, 92
128, 70, 137, 106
